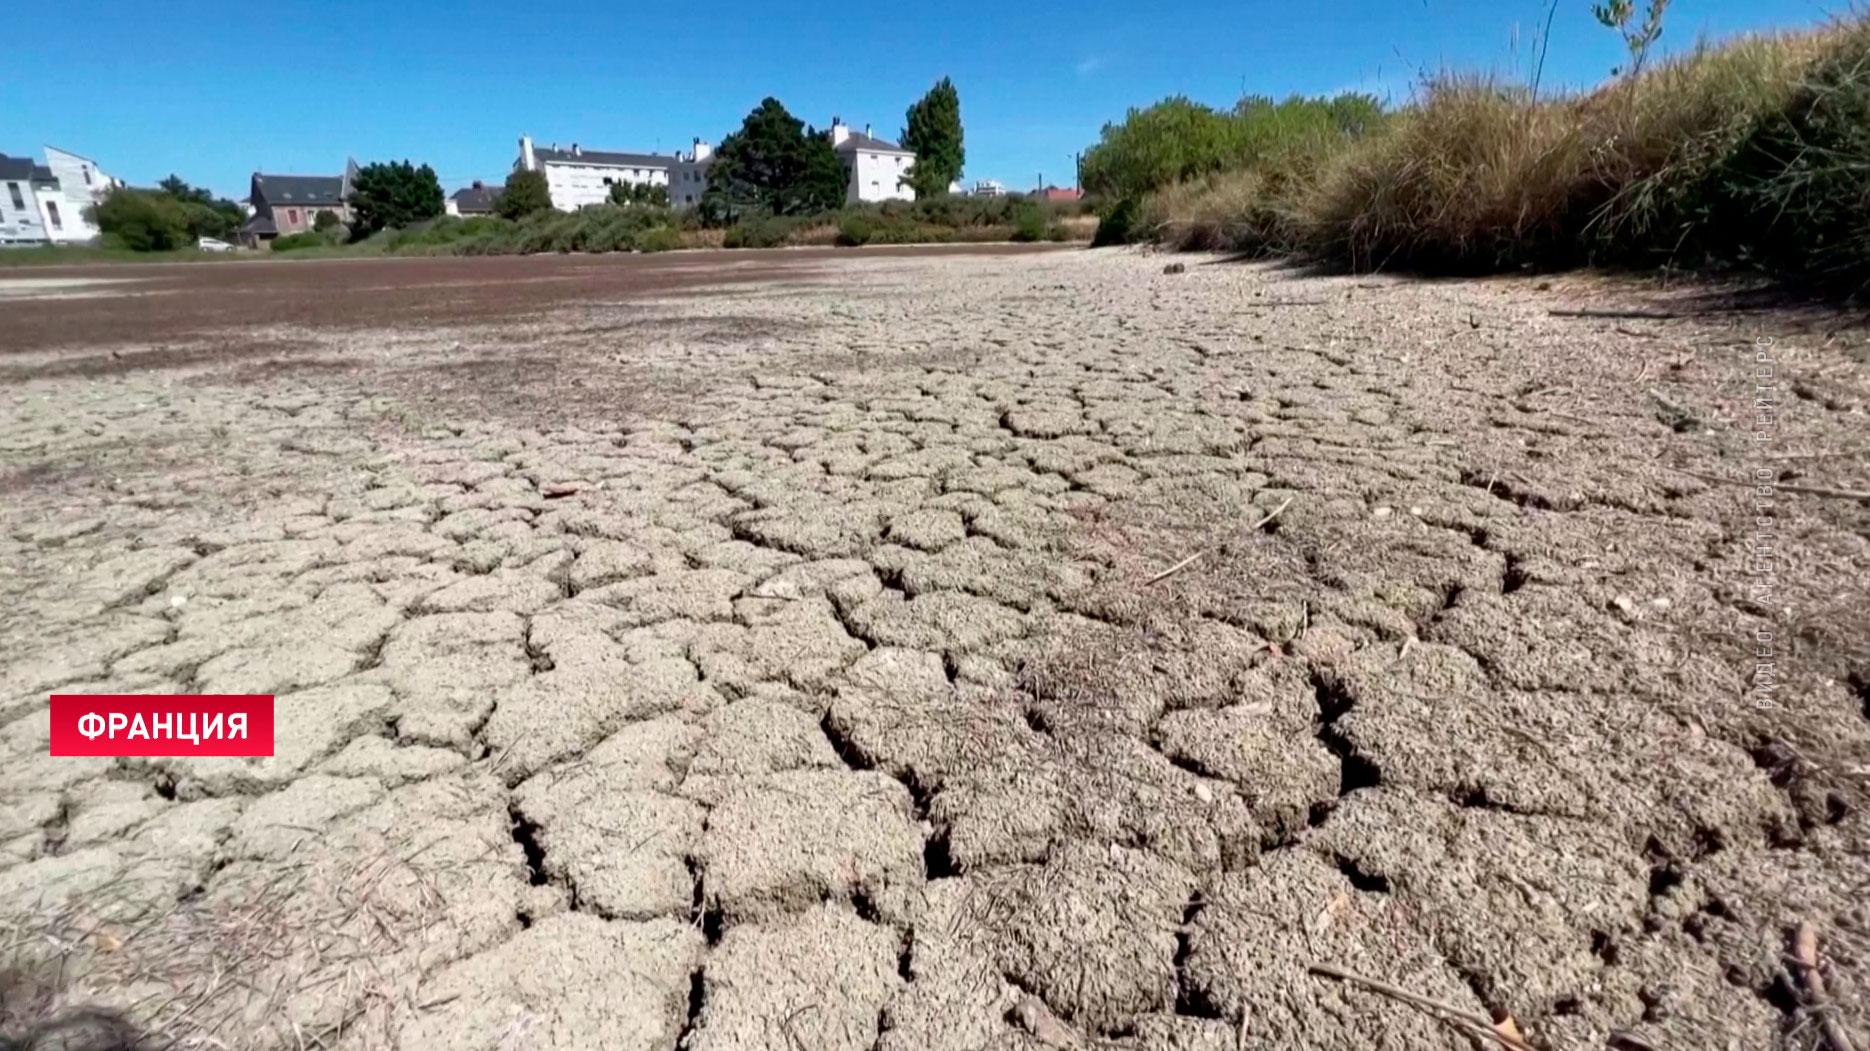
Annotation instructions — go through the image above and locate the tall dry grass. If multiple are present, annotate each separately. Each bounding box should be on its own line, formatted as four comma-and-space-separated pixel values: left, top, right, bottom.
1135, 15, 1870, 292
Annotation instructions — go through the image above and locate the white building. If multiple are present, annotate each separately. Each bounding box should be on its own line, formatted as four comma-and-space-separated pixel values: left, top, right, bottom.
515, 135, 674, 211
830, 119, 915, 204
0, 146, 121, 245
666, 139, 714, 208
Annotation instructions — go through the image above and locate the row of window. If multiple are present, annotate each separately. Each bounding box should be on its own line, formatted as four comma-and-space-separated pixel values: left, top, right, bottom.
3, 182, 61, 229
282, 208, 335, 227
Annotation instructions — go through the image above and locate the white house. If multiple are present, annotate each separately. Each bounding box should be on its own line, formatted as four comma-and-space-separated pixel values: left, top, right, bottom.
515, 135, 674, 211
0, 146, 120, 245
666, 139, 714, 208
830, 119, 915, 204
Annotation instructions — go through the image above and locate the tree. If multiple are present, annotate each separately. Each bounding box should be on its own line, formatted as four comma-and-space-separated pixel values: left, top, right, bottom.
154, 175, 244, 240
498, 169, 551, 219
703, 98, 849, 222
347, 160, 444, 236
901, 77, 965, 198
609, 181, 671, 207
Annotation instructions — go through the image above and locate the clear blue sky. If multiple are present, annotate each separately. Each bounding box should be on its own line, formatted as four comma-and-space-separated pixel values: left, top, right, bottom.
3, 0, 1848, 200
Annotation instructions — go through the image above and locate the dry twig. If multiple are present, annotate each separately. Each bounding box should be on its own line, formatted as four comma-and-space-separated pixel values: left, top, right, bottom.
1792, 922, 1858, 1051
1667, 465, 1870, 503
1549, 307, 1683, 320
1144, 496, 1294, 585
1306, 962, 1537, 1051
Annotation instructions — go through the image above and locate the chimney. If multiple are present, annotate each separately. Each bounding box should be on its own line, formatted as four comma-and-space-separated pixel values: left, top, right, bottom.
864, 122, 872, 138
472, 180, 483, 189
831, 117, 849, 147
519, 134, 536, 171
692, 138, 712, 162
571, 143, 582, 157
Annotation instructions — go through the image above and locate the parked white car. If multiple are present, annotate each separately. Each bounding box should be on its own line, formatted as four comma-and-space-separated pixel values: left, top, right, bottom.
196, 237, 236, 252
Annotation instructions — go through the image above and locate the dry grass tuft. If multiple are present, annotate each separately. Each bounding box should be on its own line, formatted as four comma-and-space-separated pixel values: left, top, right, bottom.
1136, 16, 1870, 292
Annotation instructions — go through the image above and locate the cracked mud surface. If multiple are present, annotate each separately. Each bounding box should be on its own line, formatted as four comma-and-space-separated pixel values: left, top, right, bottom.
2, 249, 1867, 1051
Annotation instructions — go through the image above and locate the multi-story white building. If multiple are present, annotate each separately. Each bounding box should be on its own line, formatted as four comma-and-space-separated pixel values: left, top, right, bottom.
0, 146, 121, 245
666, 139, 714, 208
830, 119, 915, 204
515, 135, 674, 211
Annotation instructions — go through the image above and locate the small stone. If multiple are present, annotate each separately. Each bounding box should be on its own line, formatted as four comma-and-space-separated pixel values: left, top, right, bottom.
1373, 506, 1393, 518
1163, 262, 1186, 275
169, 594, 188, 608
1612, 595, 1635, 615
1651, 597, 1672, 611
1193, 783, 1214, 804
1408, 506, 1423, 516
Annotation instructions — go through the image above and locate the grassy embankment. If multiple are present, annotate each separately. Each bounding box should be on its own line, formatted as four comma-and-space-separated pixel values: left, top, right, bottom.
0, 197, 1094, 266
1095, 15, 1870, 295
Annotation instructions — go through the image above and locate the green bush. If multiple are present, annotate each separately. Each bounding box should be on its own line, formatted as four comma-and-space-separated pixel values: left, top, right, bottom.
1091, 197, 1141, 246
637, 225, 682, 252
270, 232, 326, 252
1080, 93, 1386, 201
1703, 20, 1870, 290
837, 214, 873, 246
90, 188, 192, 251
1011, 203, 1047, 242
723, 214, 796, 248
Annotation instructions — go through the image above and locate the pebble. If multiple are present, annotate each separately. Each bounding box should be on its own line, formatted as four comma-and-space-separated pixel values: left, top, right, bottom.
1373, 506, 1393, 518
1193, 783, 1214, 804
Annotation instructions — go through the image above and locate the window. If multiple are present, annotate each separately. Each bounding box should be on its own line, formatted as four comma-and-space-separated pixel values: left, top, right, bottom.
82, 166, 92, 186
6, 182, 22, 210
287, 209, 299, 225
46, 201, 61, 230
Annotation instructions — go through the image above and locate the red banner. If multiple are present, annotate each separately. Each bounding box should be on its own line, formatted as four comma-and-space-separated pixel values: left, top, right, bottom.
49, 695, 275, 757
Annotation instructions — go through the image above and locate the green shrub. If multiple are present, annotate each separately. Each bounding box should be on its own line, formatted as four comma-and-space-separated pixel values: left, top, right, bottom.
1080, 93, 1387, 201
270, 232, 326, 252
637, 225, 682, 252
1091, 197, 1141, 246
90, 188, 192, 251
1011, 203, 1047, 242
1702, 20, 1870, 290
723, 214, 795, 248
837, 214, 873, 246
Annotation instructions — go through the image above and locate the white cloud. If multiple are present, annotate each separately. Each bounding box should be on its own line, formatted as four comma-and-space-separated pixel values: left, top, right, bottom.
1075, 56, 1105, 78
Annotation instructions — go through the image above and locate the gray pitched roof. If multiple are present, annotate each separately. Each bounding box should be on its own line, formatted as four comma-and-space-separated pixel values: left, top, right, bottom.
254, 174, 346, 206
0, 154, 43, 181
241, 212, 277, 236
834, 131, 913, 156
534, 147, 671, 169
450, 184, 500, 213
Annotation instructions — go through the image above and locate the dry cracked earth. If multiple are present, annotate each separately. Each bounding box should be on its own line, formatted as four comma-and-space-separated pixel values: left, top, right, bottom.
1, 248, 1867, 1051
